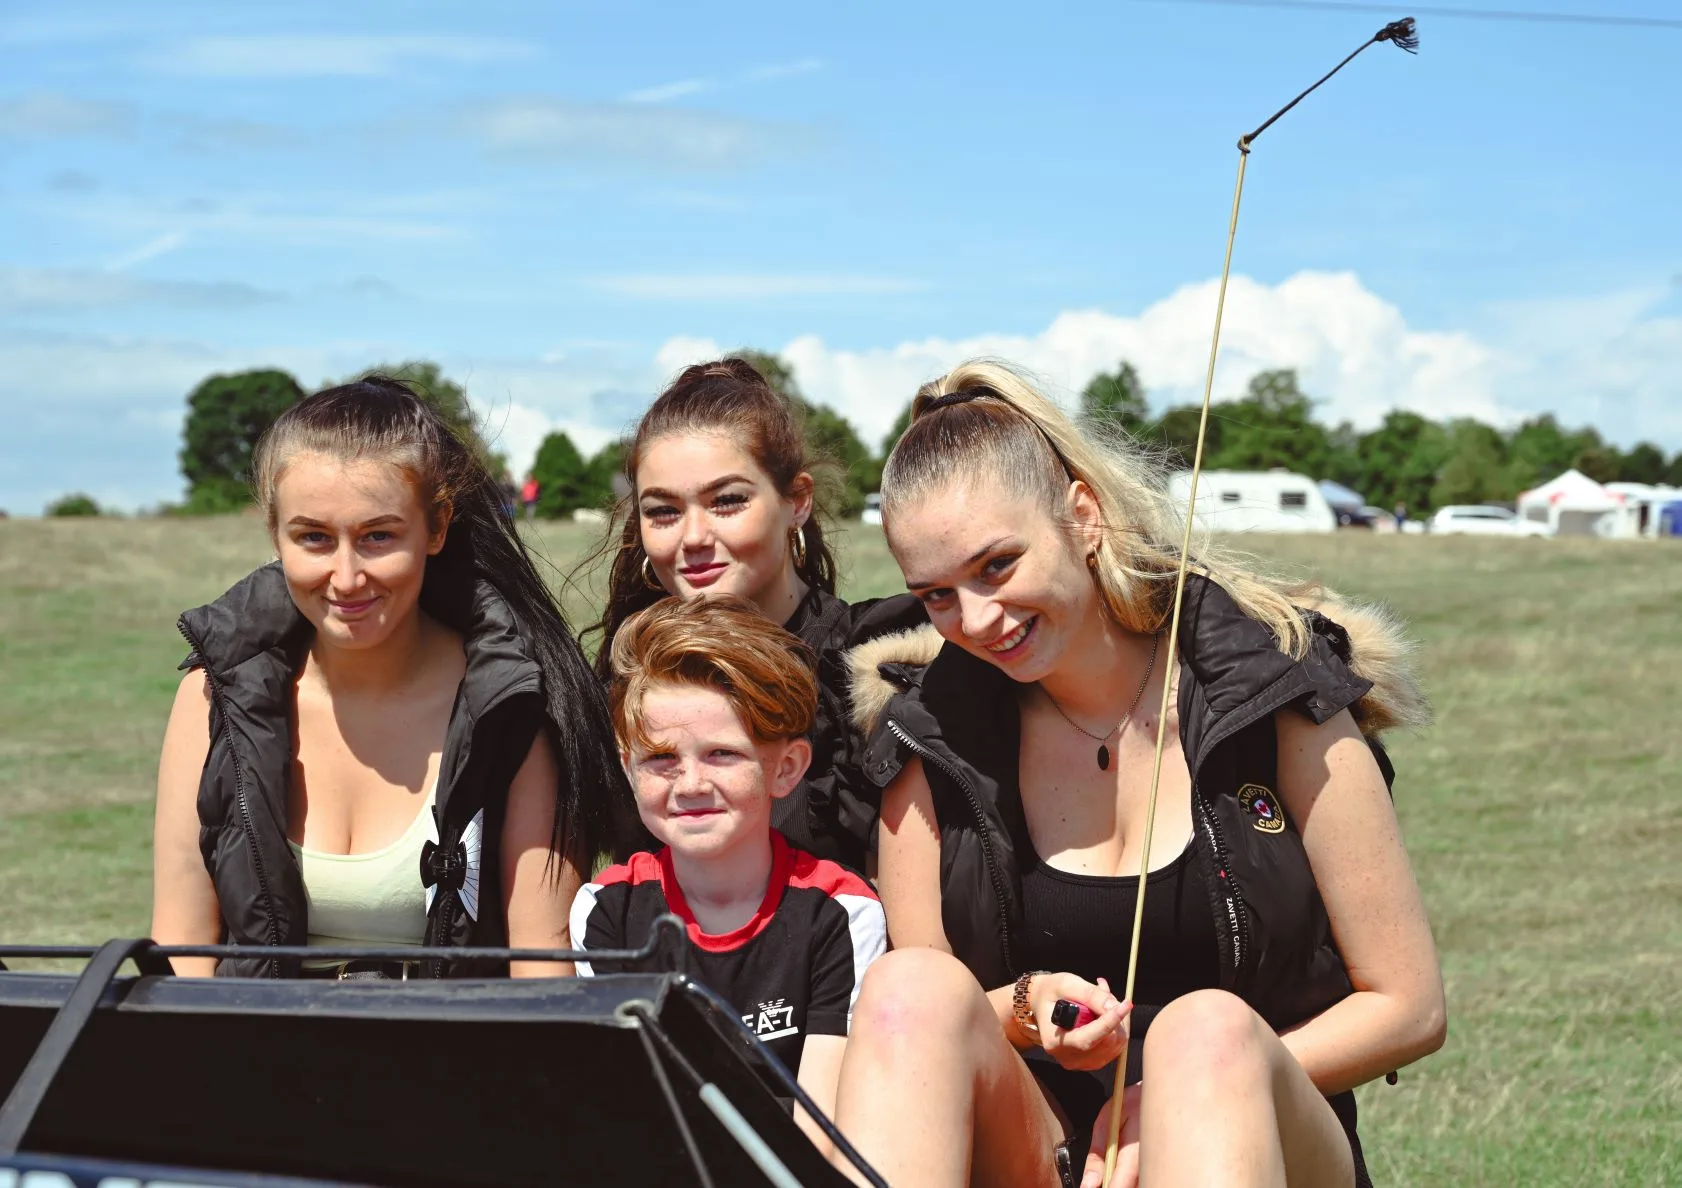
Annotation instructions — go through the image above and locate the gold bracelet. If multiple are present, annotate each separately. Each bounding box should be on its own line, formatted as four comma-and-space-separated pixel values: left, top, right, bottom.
1013, 970, 1050, 1037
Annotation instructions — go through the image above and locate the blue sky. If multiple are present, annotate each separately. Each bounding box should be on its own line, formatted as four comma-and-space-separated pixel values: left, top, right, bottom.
2, 0, 1679, 513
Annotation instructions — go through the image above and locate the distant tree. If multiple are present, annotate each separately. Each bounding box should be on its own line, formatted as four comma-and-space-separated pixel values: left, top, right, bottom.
1617, 441, 1668, 485
586, 439, 629, 506
179, 368, 306, 513
795, 400, 874, 516
1430, 418, 1508, 507
1503, 414, 1599, 492
1574, 443, 1622, 484
735, 350, 800, 404
881, 401, 914, 460
1322, 420, 1365, 495
737, 348, 874, 516
340, 361, 493, 463
1207, 369, 1332, 478
1667, 450, 1682, 487
1350, 410, 1448, 514
46, 492, 101, 517
1145, 404, 1219, 470
531, 431, 592, 518
1081, 362, 1149, 436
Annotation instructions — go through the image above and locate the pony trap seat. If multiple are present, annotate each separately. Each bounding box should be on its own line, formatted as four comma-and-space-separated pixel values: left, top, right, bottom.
0, 927, 882, 1188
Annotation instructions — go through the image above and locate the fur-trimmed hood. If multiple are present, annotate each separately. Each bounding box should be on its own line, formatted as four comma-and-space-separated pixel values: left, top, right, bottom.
847, 577, 1429, 740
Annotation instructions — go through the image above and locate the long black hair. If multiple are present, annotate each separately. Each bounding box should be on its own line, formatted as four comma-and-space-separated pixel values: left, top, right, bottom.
253, 375, 637, 865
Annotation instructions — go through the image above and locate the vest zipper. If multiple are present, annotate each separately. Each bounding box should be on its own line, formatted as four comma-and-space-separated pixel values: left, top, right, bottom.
177, 617, 282, 976
885, 718, 1017, 977
1195, 788, 1250, 986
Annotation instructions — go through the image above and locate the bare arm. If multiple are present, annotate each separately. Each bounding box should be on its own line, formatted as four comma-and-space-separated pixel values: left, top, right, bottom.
501, 730, 585, 978
152, 670, 223, 977
876, 757, 950, 953
1275, 708, 1447, 1094
794, 1033, 847, 1156
879, 757, 1128, 1066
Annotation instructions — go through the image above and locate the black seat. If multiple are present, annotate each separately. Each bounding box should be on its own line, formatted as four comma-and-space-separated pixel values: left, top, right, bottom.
0, 963, 865, 1188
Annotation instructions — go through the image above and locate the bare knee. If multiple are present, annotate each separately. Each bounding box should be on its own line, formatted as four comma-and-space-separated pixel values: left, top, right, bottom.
849, 948, 992, 1055
1144, 989, 1270, 1085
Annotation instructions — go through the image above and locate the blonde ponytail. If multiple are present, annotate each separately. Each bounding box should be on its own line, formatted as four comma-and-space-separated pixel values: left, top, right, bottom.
880, 359, 1315, 658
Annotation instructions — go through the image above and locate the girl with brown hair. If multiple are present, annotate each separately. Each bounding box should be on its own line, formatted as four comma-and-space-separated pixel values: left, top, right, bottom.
153, 376, 634, 978
584, 357, 922, 873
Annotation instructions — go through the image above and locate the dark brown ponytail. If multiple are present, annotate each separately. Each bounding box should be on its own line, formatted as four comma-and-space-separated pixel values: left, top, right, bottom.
580, 357, 839, 677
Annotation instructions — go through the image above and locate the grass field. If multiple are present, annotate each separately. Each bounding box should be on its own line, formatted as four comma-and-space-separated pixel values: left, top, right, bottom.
1, 516, 1677, 1185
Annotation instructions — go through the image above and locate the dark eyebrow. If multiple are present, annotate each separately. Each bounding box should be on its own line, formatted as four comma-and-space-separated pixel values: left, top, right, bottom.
287, 514, 405, 529
639, 475, 754, 501
904, 536, 1015, 592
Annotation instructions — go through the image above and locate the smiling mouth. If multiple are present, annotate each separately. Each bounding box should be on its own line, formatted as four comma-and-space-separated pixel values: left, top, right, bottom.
986, 617, 1037, 656
678, 563, 728, 585
672, 807, 725, 818
328, 597, 378, 614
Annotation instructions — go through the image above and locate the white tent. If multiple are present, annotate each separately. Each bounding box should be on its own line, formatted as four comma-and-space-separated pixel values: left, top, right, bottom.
1515, 469, 1623, 537
1605, 482, 1682, 539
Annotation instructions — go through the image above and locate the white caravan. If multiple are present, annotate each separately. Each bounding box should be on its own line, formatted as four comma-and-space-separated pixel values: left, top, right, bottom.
1169, 469, 1336, 534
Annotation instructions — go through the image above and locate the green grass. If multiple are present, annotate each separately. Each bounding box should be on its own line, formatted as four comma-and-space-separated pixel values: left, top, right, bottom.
1, 518, 1677, 1184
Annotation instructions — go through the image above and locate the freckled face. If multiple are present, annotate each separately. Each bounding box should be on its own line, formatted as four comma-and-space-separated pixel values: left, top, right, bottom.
888, 479, 1098, 685
625, 685, 810, 861
271, 453, 445, 650
636, 434, 810, 611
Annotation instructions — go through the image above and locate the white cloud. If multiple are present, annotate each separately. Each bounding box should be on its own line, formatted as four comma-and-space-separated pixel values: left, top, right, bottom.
746, 58, 823, 82
453, 97, 804, 170
655, 336, 725, 376
625, 57, 822, 104
0, 93, 132, 138
6, 270, 1678, 515
0, 266, 277, 312
148, 35, 537, 78
774, 271, 1512, 448
47, 189, 458, 244
105, 230, 188, 271
592, 274, 927, 300
625, 78, 715, 104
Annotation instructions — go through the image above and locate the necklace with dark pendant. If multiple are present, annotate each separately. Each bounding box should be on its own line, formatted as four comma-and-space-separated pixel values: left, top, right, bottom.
1041, 632, 1160, 771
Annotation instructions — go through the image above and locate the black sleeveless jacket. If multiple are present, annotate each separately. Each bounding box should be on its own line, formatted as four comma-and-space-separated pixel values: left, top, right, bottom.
177, 563, 548, 978
771, 588, 926, 873
846, 574, 1424, 1030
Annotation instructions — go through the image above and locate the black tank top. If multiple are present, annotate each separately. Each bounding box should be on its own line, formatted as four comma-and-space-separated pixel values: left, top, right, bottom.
1017, 835, 1222, 1141
1018, 835, 1220, 1005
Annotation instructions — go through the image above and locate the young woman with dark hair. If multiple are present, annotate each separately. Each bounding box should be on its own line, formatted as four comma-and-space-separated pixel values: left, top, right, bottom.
827, 361, 1444, 1188
582, 357, 923, 873
153, 376, 636, 978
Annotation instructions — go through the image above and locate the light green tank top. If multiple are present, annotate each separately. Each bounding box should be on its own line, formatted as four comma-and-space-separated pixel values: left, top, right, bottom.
287, 786, 436, 967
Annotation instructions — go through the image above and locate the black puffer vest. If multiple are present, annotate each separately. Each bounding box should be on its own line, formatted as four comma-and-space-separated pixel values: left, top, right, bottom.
852, 574, 1405, 1029
772, 588, 926, 873
177, 563, 547, 978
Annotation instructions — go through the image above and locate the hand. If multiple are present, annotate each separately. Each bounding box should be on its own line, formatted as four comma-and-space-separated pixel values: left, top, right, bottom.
1081, 1082, 1142, 1188
1031, 973, 1130, 1072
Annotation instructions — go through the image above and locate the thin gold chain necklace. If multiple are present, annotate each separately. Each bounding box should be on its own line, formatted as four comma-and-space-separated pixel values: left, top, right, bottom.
1039, 632, 1159, 771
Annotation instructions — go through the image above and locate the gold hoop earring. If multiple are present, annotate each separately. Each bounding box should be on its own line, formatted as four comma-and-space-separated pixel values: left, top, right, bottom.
790, 525, 808, 569
641, 555, 663, 590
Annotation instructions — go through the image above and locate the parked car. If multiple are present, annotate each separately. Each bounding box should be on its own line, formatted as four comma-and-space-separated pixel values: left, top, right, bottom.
1427, 505, 1551, 537
861, 492, 883, 526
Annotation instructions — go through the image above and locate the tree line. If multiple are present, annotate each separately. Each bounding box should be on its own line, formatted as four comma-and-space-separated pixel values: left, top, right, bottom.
41, 353, 1682, 519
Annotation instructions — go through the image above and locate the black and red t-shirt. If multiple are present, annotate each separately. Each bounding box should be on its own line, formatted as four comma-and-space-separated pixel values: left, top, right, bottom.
570, 832, 886, 1074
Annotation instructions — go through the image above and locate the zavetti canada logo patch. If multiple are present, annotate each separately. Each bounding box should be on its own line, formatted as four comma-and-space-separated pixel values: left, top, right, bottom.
1237, 783, 1285, 834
